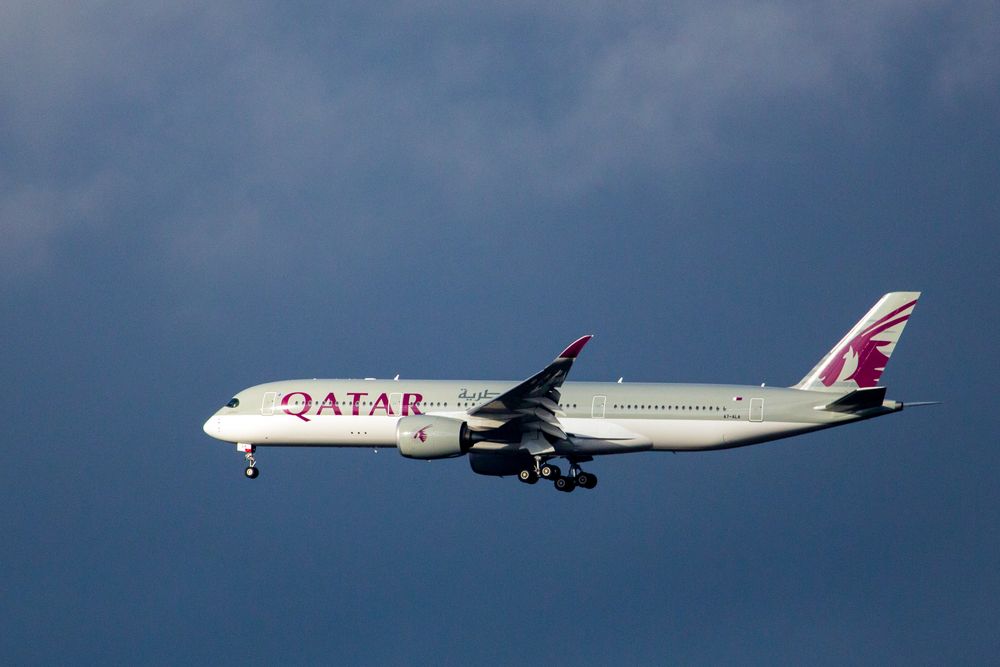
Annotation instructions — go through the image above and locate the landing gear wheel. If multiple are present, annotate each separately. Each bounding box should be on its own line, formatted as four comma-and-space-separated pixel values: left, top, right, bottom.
245, 466, 259, 479
576, 472, 597, 489
554, 476, 576, 493
540, 464, 562, 480
518, 469, 538, 484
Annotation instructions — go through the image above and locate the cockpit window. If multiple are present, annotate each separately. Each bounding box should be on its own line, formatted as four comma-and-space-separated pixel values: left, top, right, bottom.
226, 398, 240, 408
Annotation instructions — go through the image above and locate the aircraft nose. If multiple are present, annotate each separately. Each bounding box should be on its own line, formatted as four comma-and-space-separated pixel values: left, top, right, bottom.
203, 416, 219, 438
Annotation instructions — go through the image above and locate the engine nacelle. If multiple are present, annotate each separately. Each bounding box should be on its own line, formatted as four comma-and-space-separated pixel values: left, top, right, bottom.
397, 416, 473, 460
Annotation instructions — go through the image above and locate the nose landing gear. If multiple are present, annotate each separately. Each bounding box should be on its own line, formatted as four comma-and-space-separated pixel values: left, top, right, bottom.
239, 444, 259, 479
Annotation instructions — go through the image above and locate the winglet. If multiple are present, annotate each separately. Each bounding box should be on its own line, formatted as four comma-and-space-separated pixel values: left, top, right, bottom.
558, 335, 593, 359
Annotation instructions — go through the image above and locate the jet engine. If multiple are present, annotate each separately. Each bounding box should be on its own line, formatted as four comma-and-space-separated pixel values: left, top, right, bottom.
397, 416, 475, 460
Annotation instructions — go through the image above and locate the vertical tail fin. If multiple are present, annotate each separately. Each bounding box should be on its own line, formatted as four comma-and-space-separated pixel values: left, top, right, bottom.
795, 292, 920, 392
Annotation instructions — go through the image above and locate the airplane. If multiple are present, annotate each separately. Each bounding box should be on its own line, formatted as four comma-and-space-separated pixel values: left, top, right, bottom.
203, 292, 935, 491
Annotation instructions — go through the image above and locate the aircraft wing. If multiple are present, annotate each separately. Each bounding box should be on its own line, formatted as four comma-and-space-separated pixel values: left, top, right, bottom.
466, 335, 592, 443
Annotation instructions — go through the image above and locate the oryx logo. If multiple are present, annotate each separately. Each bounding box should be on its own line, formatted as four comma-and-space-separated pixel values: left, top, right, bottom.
819, 299, 916, 387
413, 425, 431, 442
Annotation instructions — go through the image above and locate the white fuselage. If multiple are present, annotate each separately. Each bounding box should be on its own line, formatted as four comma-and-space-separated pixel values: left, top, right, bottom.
204, 379, 882, 455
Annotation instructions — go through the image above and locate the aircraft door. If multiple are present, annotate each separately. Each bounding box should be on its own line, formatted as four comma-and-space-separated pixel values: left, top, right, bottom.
261, 392, 276, 416
389, 393, 403, 416
592, 395, 606, 418
749, 398, 764, 422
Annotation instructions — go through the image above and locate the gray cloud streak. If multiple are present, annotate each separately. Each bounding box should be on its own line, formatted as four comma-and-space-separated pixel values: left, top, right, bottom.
1, 1, 995, 281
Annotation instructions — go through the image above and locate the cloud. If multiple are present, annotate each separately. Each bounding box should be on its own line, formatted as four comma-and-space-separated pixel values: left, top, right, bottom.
0, 174, 117, 274
0, 1, 995, 283
931, 0, 1000, 102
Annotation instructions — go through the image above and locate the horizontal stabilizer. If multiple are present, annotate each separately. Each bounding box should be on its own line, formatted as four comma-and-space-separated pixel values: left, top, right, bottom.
817, 386, 887, 413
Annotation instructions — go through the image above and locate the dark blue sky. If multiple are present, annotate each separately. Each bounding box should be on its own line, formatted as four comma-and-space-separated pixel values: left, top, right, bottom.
3, 2, 998, 664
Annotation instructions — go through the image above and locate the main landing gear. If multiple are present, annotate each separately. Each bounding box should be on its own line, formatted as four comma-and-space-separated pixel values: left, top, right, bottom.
518, 457, 597, 492
240, 444, 259, 479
